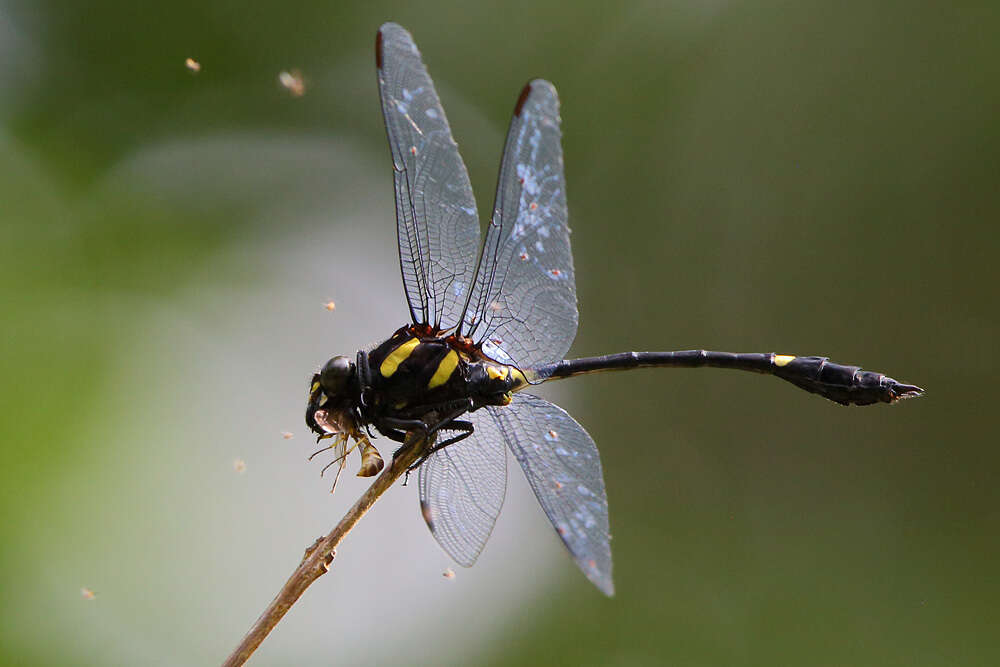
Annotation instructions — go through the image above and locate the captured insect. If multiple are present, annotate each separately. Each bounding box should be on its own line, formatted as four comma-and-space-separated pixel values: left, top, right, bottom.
305, 23, 923, 596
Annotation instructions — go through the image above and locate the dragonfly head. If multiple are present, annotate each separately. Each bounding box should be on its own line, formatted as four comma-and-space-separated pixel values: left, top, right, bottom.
305, 355, 361, 437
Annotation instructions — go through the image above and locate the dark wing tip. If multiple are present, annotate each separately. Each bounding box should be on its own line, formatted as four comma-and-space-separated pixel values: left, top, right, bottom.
513, 82, 533, 117
376, 22, 408, 70
419, 499, 436, 531
514, 79, 560, 118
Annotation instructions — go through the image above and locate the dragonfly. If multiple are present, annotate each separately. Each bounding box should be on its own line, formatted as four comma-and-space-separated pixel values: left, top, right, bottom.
305, 22, 923, 596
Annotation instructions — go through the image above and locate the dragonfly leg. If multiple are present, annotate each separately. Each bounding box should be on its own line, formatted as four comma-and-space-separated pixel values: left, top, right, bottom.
407, 420, 474, 471
374, 425, 409, 444
380, 399, 474, 459
356, 351, 379, 413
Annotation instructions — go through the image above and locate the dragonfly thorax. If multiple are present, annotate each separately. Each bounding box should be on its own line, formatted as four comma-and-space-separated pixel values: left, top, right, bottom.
305, 325, 531, 446
359, 325, 530, 426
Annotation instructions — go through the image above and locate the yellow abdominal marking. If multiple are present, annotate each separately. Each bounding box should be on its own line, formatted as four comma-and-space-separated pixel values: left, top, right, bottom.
311, 381, 320, 394
380, 338, 420, 377
774, 354, 796, 367
428, 350, 459, 389
509, 368, 529, 390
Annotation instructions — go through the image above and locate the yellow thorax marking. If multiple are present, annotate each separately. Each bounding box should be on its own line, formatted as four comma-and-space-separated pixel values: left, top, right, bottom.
380, 338, 420, 377
310, 381, 321, 394
428, 350, 459, 389
486, 365, 508, 381
774, 354, 796, 367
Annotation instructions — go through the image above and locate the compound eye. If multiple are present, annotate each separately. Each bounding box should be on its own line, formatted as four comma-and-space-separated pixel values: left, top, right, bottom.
320, 356, 352, 397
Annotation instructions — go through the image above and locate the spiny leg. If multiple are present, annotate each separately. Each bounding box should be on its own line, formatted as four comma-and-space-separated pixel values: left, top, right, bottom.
378, 399, 473, 446
407, 420, 474, 472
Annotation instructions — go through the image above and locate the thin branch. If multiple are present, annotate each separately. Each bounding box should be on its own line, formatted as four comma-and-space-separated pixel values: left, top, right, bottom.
221, 432, 427, 667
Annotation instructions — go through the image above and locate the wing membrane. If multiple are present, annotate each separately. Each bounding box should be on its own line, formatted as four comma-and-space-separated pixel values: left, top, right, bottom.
377, 23, 480, 329
489, 393, 613, 595
462, 80, 577, 369
418, 410, 507, 567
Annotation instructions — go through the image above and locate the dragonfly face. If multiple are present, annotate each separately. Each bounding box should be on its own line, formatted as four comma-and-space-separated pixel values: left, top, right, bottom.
305, 356, 358, 436
302, 22, 921, 597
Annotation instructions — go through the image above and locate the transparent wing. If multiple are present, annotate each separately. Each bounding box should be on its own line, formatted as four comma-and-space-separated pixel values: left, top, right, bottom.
461, 80, 577, 369
377, 23, 481, 329
418, 410, 507, 567
488, 393, 613, 595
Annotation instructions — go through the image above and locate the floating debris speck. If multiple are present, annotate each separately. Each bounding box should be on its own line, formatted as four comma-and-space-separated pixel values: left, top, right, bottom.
80, 587, 96, 600
324, 301, 336, 312
279, 70, 306, 97
233, 458, 247, 473
442, 568, 455, 580
185, 57, 201, 73
281, 431, 294, 440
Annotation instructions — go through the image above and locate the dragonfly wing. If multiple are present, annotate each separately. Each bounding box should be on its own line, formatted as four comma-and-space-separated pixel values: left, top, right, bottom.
462, 80, 577, 370
418, 410, 507, 567
489, 393, 613, 595
377, 23, 480, 329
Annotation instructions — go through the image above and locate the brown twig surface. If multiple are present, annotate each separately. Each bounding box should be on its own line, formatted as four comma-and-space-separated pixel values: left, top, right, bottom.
221, 432, 427, 666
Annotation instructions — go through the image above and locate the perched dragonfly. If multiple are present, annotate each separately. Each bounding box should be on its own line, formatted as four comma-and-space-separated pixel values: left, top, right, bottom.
305, 22, 923, 596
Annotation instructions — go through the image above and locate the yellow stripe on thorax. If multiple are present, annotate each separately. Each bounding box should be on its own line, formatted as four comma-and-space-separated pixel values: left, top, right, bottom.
427, 350, 459, 389
379, 338, 420, 377
774, 354, 796, 367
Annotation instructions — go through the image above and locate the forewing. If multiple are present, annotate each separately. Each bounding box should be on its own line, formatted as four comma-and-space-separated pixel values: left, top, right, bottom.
489, 393, 613, 595
463, 80, 577, 369
377, 23, 480, 329
418, 410, 507, 567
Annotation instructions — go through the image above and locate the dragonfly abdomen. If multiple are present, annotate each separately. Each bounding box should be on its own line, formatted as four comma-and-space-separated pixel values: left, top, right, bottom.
535, 351, 923, 406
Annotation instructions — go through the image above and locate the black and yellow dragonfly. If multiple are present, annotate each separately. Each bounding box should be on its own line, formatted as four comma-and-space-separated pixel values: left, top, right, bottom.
305, 22, 923, 596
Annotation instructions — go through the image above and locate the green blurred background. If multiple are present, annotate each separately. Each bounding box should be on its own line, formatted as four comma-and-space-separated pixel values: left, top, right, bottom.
2, 1, 997, 665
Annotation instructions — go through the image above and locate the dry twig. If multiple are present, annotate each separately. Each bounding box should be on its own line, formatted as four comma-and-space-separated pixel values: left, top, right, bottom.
221, 431, 428, 666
